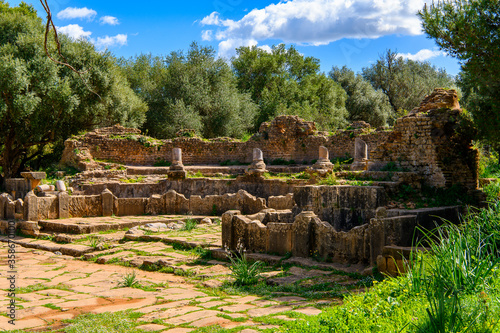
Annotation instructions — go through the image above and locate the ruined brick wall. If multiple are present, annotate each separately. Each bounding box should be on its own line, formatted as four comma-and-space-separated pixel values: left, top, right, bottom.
60, 116, 390, 169
370, 89, 478, 190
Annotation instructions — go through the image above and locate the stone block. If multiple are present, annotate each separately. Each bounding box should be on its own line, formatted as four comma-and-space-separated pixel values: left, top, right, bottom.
146, 194, 164, 215
14, 199, 23, 219
268, 193, 294, 210
376, 255, 387, 273
247, 220, 267, 253
232, 215, 251, 250
6, 200, 15, 220
101, 189, 114, 216
238, 190, 267, 214
164, 190, 189, 214
58, 192, 70, 219
221, 210, 241, 249
0, 193, 10, 220
386, 256, 398, 276
291, 211, 317, 258
23, 192, 38, 221
116, 198, 147, 216
267, 223, 293, 255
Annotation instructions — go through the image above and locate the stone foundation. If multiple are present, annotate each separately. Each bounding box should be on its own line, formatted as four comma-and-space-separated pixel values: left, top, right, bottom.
0, 189, 287, 222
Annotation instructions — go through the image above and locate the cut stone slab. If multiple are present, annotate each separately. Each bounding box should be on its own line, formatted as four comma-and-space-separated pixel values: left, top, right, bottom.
220, 303, 256, 312
162, 328, 193, 333
292, 307, 322, 316
198, 300, 228, 309
164, 310, 220, 325
190, 316, 231, 327
275, 296, 306, 302
247, 305, 293, 317
156, 306, 201, 319
136, 324, 167, 331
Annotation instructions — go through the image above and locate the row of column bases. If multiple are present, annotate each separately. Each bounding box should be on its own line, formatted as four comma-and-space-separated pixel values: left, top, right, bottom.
168, 138, 369, 179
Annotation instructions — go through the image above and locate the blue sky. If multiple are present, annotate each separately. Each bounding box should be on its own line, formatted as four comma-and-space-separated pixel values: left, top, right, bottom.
8, 0, 461, 75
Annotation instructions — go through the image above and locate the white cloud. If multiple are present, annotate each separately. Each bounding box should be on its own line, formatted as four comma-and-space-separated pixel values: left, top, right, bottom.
200, 12, 222, 26
201, 0, 427, 55
57, 24, 92, 40
100, 16, 119, 25
398, 49, 445, 61
94, 34, 128, 49
57, 7, 97, 21
258, 45, 272, 53
201, 30, 213, 41
218, 38, 258, 59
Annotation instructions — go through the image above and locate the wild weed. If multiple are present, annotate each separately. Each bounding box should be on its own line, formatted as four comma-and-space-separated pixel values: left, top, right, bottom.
226, 241, 263, 286
182, 218, 198, 232
118, 271, 140, 288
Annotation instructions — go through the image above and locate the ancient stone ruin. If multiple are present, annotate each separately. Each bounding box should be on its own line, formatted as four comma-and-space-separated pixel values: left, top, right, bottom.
0, 89, 481, 275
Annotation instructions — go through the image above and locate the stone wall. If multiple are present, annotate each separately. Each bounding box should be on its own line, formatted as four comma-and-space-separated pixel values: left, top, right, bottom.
222, 205, 460, 265
222, 209, 417, 264
60, 116, 389, 169
292, 185, 387, 231
370, 89, 478, 190
1, 189, 283, 222
76, 177, 302, 199
60, 90, 478, 192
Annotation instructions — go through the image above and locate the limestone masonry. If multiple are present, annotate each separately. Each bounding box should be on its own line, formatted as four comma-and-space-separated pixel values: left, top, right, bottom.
0, 89, 482, 274
60, 88, 478, 191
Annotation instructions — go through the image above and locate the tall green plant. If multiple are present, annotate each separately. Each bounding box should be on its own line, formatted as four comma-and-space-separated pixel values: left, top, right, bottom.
408, 218, 500, 332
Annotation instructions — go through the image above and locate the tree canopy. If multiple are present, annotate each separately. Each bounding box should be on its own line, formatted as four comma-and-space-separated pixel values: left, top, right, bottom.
0, 1, 147, 179
419, 0, 500, 150
119, 43, 257, 139
232, 44, 349, 130
362, 50, 456, 116
330, 66, 393, 127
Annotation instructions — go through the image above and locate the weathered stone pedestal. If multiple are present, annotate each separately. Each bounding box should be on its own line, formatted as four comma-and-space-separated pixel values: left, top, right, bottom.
245, 148, 267, 177
20, 172, 47, 190
351, 138, 370, 171
167, 148, 187, 180
312, 146, 334, 176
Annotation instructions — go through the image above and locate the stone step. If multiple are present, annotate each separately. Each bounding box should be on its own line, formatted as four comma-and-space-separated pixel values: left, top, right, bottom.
123, 233, 221, 249
37, 215, 210, 234
126, 165, 309, 176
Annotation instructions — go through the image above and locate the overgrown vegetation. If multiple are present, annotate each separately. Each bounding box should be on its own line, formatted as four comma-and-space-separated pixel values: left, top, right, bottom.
279, 200, 500, 332
226, 246, 264, 286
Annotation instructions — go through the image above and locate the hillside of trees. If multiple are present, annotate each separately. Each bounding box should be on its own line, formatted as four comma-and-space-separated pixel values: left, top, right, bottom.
1, 0, 495, 181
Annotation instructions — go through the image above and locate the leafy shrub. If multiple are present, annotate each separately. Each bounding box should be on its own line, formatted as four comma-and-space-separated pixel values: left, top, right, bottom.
479, 150, 500, 178
182, 219, 198, 231
118, 271, 140, 288
226, 244, 263, 286
484, 181, 500, 202
153, 159, 171, 167
381, 161, 402, 172
317, 172, 338, 185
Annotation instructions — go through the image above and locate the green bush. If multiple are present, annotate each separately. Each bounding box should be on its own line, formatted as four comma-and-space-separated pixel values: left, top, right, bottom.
479, 150, 500, 178
227, 247, 264, 286
280, 200, 500, 333
182, 219, 198, 232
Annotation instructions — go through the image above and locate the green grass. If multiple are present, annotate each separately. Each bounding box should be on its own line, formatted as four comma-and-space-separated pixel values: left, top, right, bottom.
227, 251, 264, 286
43, 303, 61, 310
276, 199, 500, 333
484, 181, 500, 201
181, 218, 198, 232
479, 150, 500, 178
119, 176, 146, 183
62, 311, 145, 333
316, 172, 337, 185
118, 271, 140, 288
14, 283, 72, 294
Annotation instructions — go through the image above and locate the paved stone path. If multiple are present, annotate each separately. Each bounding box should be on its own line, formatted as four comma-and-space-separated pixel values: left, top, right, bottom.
0, 218, 363, 332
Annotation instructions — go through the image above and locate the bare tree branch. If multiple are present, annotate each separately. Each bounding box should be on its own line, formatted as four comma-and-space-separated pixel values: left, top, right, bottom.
39, 0, 101, 99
